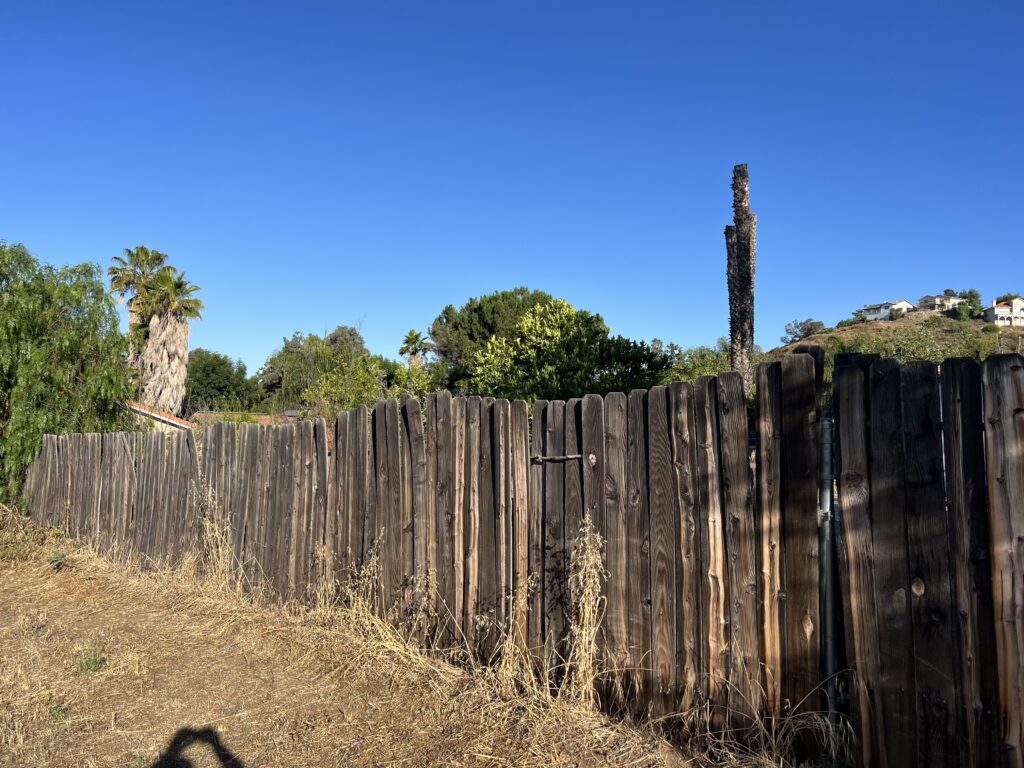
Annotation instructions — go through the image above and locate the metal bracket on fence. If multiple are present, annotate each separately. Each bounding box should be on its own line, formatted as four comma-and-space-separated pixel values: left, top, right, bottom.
530, 453, 583, 465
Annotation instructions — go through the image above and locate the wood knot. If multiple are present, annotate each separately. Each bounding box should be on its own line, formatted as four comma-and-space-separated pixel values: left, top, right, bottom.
912, 577, 926, 597
587, 453, 597, 467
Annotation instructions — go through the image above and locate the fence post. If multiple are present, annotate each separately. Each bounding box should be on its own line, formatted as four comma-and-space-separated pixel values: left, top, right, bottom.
819, 415, 837, 727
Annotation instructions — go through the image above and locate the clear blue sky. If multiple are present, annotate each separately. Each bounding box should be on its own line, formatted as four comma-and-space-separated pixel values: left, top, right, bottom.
3, 2, 1021, 373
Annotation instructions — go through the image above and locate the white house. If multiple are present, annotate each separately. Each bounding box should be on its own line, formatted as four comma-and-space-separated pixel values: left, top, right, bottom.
859, 299, 916, 322
983, 297, 1024, 327
918, 294, 965, 313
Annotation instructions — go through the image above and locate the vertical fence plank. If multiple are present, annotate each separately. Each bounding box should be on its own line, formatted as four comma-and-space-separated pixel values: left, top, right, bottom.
983, 353, 1024, 766
451, 396, 466, 644
603, 392, 629, 704
717, 372, 761, 723
834, 364, 882, 767
434, 392, 456, 643
779, 354, 820, 712
404, 397, 428, 622
581, 394, 606, 669
528, 400, 547, 661
426, 395, 440, 630
511, 399, 530, 649
564, 398, 584, 610
901, 362, 960, 766
647, 385, 677, 717
942, 358, 999, 767
332, 411, 349, 583
312, 418, 329, 589
495, 399, 512, 638
694, 377, 727, 718
464, 395, 482, 643
626, 389, 652, 714
670, 382, 702, 713
477, 398, 497, 656
544, 400, 567, 671
869, 358, 917, 763
756, 362, 784, 717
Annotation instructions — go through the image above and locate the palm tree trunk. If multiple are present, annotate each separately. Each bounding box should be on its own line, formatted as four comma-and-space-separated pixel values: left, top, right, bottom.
139, 313, 190, 415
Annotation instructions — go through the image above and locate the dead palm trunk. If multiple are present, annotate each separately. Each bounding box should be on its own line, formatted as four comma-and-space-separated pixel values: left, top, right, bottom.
725, 164, 757, 398
139, 313, 190, 415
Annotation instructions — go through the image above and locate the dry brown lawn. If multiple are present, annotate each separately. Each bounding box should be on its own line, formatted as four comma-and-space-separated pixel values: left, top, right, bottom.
0, 513, 694, 768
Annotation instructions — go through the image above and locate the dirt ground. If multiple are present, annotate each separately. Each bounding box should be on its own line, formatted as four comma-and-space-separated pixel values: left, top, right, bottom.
0, 527, 688, 768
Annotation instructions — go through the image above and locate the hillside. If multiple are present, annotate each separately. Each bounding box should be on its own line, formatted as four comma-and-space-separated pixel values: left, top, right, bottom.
766, 311, 1024, 383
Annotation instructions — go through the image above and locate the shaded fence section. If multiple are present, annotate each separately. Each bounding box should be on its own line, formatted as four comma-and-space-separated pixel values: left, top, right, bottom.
22, 352, 1024, 767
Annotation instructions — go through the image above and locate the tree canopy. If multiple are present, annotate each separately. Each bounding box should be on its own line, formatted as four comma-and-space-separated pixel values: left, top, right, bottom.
430, 287, 553, 392
183, 349, 262, 416
471, 299, 669, 401
1, 242, 132, 499
781, 318, 827, 344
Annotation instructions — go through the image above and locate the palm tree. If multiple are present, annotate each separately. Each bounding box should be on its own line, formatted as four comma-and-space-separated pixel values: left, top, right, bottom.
399, 330, 433, 369
137, 267, 204, 415
108, 246, 167, 364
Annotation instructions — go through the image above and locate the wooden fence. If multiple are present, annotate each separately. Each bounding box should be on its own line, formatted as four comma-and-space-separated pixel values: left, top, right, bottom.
21, 352, 1024, 767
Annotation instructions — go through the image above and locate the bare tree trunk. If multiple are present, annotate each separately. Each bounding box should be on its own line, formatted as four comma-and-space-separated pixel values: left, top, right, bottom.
139, 313, 190, 416
725, 163, 757, 398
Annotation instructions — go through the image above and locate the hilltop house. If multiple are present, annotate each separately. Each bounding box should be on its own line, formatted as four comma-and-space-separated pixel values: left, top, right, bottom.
918, 294, 966, 312
859, 299, 916, 321
983, 296, 1024, 327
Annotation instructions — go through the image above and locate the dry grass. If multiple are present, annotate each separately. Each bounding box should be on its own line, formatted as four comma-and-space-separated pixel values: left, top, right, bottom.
0, 504, 839, 767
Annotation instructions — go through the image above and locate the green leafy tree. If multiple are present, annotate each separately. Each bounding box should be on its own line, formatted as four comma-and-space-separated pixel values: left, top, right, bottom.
430, 287, 553, 392
1, 242, 132, 499
184, 349, 262, 416
399, 329, 433, 369
471, 299, 669, 401
260, 325, 367, 409
781, 318, 827, 344
996, 292, 1022, 303
658, 337, 765, 384
955, 289, 983, 319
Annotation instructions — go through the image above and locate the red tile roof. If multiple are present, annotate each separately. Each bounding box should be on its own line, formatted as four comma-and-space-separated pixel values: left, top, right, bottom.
124, 400, 195, 429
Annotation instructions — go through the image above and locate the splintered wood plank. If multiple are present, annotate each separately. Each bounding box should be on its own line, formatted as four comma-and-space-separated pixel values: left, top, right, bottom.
983, 353, 1024, 766
373, 402, 390, 611
477, 398, 497, 656
397, 397, 415, 618
603, 392, 629, 706
580, 395, 606, 667
433, 392, 457, 643
544, 400, 567, 672
451, 397, 466, 644
756, 363, 784, 718
427, 394, 441, 623
528, 400, 547, 662
511, 400, 530, 649
717, 372, 761, 724
626, 389, 652, 715
833, 365, 882, 767
901, 362, 960, 766
385, 399, 404, 614
351, 407, 369, 570
779, 354, 820, 712
647, 385, 677, 717
292, 420, 314, 600
694, 377, 727, 719
868, 359, 916, 763
942, 358, 999, 767
464, 396, 482, 644
277, 424, 296, 602
670, 382, 701, 713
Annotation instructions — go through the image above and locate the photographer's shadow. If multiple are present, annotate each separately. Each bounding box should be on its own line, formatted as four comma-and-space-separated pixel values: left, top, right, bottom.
149, 726, 245, 768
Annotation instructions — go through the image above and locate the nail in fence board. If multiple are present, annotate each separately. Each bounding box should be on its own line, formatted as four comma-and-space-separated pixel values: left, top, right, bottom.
779, 354, 820, 712
603, 392, 629, 702
717, 372, 761, 723
647, 385, 677, 716
901, 362, 960, 766
528, 400, 547, 661
670, 382, 702, 713
833, 365, 882, 767
756, 363, 784, 717
544, 399, 567, 671
694, 377, 727, 717
868, 359, 916, 763
983, 353, 1024, 765
626, 389, 652, 713
941, 358, 999, 767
